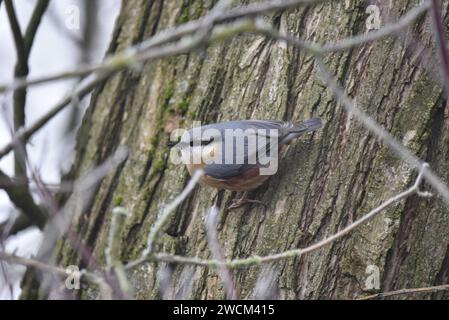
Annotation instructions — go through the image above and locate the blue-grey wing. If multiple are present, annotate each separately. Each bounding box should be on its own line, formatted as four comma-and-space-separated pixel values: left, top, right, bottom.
211, 119, 321, 143
204, 163, 257, 180
199, 119, 322, 180
202, 121, 281, 179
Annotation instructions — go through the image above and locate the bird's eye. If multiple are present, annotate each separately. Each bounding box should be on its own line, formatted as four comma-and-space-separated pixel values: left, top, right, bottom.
190, 137, 214, 147
201, 137, 214, 146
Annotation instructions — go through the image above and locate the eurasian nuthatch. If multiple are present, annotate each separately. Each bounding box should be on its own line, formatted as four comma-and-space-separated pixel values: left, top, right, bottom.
174, 118, 322, 208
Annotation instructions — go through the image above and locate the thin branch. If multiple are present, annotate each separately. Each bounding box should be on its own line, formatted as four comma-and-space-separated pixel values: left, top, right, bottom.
105, 207, 128, 269
36, 146, 129, 267
0, 0, 323, 91
125, 169, 204, 270
252, 265, 279, 299
136, 164, 430, 269
5, 0, 49, 208
4, 0, 26, 64
0, 213, 34, 237
157, 263, 175, 299
0, 74, 105, 159
0, 0, 430, 93
314, 58, 449, 204
81, 272, 114, 300
105, 206, 133, 299
0, 63, 107, 93
0, 17, 257, 161
141, 169, 203, 255
0, 1, 430, 167
0, 0, 327, 92
19, 147, 130, 299
429, 0, 449, 97
23, 0, 50, 54
122, 3, 448, 276
5, 0, 28, 177
205, 206, 238, 299
0, 169, 47, 229
255, 1, 430, 54
0, 251, 66, 276
0, 177, 74, 193
0, 251, 114, 300
358, 283, 449, 300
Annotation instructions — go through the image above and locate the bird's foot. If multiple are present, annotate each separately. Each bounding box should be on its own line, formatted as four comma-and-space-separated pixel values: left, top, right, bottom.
228, 193, 267, 210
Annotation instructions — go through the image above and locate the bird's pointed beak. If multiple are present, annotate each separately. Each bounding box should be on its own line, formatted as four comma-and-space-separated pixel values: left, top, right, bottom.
167, 140, 178, 147
167, 140, 188, 149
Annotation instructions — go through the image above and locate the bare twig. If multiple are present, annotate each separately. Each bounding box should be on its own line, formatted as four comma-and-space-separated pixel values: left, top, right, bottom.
251, 5, 449, 207
4, 0, 26, 64
205, 206, 238, 299
105, 207, 128, 269
0, 251, 114, 300
0, 0, 431, 174
358, 283, 449, 300
125, 169, 204, 270
5, 0, 28, 177
140, 169, 203, 252
0, 95, 47, 229
0, 251, 66, 276
1, 0, 429, 93
0, 0, 327, 92
0, 17, 253, 161
105, 206, 133, 299
37, 146, 129, 264
157, 264, 175, 300
5, 0, 50, 177
0, 1, 432, 167
0, 74, 104, 159
429, 0, 449, 97
142, 164, 430, 269
253, 265, 279, 299
23, 0, 50, 54
17, 147, 130, 299
0, 213, 34, 237
255, 1, 430, 54
0, 169, 47, 229
314, 58, 449, 204
81, 271, 114, 300
321, 1, 429, 53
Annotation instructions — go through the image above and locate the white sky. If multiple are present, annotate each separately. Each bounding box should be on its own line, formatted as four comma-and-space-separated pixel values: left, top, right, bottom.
0, 0, 120, 299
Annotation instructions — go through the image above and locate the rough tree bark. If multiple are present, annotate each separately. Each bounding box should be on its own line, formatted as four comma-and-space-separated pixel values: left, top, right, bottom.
22, 0, 449, 299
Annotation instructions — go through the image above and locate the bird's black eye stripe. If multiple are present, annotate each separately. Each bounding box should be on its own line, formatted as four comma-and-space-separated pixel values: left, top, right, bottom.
201, 137, 214, 146
190, 137, 214, 147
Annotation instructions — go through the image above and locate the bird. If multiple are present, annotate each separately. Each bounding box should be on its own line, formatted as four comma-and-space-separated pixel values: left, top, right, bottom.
173, 118, 322, 209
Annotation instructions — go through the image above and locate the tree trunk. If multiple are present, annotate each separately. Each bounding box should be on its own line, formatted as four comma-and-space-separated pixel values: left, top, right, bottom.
22, 0, 449, 299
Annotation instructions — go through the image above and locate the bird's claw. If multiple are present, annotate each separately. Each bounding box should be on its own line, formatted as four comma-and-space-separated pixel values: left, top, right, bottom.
227, 197, 267, 210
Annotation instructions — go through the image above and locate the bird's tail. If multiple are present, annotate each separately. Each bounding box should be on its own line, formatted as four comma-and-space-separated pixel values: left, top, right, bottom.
280, 118, 322, 145
292, 118, 322, 133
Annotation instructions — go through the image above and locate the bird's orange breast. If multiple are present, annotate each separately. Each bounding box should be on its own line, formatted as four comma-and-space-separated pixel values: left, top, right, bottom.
185, 143, 289, 192
187, 163, 269, 192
